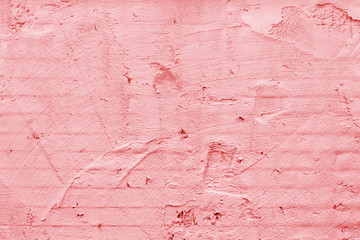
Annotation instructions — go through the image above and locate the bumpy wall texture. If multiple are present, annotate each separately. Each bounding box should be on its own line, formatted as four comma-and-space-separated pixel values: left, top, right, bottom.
1, 0, 360, 239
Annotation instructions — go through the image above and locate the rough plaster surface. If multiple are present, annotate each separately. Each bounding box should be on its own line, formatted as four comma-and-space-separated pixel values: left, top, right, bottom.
1, 0, 360, 239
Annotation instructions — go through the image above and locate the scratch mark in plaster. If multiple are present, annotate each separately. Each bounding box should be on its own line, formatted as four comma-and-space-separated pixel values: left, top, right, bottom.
48, 140, 159, 216
336, 86, 360, 129
204, 189, 246, 198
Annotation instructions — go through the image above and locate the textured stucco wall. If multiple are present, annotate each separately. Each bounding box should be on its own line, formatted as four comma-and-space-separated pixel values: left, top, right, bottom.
1, 0, 360, 239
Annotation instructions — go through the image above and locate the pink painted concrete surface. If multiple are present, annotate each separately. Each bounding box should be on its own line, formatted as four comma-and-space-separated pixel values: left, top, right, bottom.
1, 0, 360, 239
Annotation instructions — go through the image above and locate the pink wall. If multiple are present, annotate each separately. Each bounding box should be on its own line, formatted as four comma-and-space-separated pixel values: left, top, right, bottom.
1, 0, 360, 239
